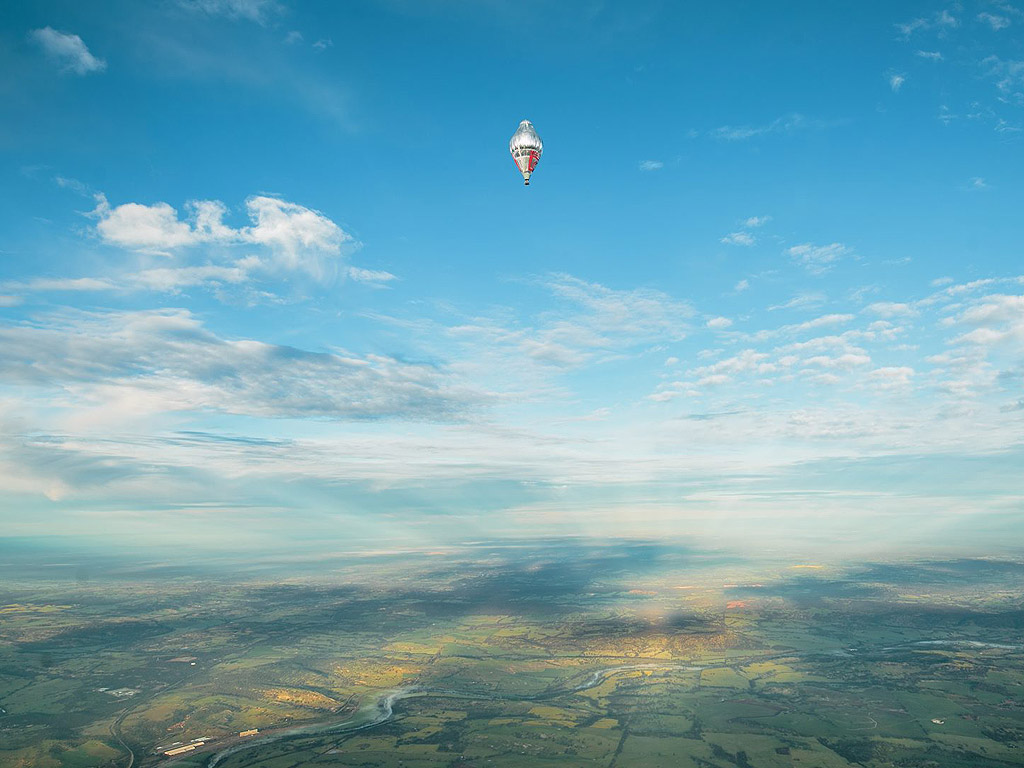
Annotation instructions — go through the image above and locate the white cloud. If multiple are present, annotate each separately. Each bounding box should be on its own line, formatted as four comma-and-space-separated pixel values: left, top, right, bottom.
192, 199, 236, 240
94, 199, 206, 252
3, 192, 395, 299
722, 215, 771, 245
916, 50, 943, 61
978, 12, 1011, 30
5, 272, 1024, 527
284, 30, 303, 44
721, 231, 755, 246
865, 302, 918, 318
890, 73, 906, 92
693, 349, 772, 381
92, 193, 354, 277
734, 279, 750, 292
638, 160, 664, 171
927, 293, 1024, 396
348, 266, 397, 284
0, 296, 23, 307
952, 294, 1024, 348
179, 0, 283, 23
787, 242, 852, 274
30, 27, 106, 75
869, 366, 915, 390
969, 176, 988, 190
707, 317, 733, 330
243, 196, 350, 273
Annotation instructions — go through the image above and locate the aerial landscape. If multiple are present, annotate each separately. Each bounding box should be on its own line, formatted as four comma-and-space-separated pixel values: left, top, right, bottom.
2, 1, 1023, 767
5, 541, 1024, 767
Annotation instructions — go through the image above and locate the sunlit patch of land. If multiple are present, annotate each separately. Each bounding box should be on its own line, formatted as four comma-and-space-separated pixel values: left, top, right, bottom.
2, 542, 1024, 768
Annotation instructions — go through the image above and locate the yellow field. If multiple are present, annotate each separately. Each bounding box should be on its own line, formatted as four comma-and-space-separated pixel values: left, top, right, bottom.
263, 688, 342, 709
0, 604, 72, 614
383, 641, 443, 654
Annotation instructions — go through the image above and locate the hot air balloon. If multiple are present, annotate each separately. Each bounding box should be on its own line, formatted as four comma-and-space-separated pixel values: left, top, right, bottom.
509, 119, 543, 185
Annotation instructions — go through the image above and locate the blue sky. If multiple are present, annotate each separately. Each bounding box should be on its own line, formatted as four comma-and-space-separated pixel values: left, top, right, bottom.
1, 0, 1022, 555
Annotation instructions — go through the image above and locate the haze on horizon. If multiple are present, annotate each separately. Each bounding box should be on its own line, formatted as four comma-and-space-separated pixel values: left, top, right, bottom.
1, 0, 1023, 559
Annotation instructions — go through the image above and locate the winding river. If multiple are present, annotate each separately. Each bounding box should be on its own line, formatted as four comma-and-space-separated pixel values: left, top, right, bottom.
202, 637, 1003, 767
205, 662, 705, 767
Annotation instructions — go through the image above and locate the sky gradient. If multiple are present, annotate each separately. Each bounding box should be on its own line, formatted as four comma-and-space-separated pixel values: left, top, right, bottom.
1, 0, 1023, 555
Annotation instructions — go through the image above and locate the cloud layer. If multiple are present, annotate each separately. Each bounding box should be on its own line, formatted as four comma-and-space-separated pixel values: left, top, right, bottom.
0, 309, 479, 422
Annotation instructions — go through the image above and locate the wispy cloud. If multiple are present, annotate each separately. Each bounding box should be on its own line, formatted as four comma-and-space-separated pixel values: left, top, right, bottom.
0, 309, 481, 422
721, 215, 771, 246
978, 12, 1011, 30
710, 113, 829, 141
787, 242, 852, 274
178, 0, 283, 24
721, 231, 755, 246
424, 274, 697, 387
30, 27, 106, 75
758, 312, 857, 339
768, 292, 826, 311
916, 50, 943, 61
889, 73, 907, 92
897, 10, 959, 37
982, 56, 1024, 103
638, 160, 664, 171
348, 266, 397, 285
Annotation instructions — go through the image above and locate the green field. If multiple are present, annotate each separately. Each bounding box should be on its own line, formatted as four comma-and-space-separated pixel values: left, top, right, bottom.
2, 543, 1024, 767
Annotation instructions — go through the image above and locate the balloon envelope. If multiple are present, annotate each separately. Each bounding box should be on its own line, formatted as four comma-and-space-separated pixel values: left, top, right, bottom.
509, 120, 543, 185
